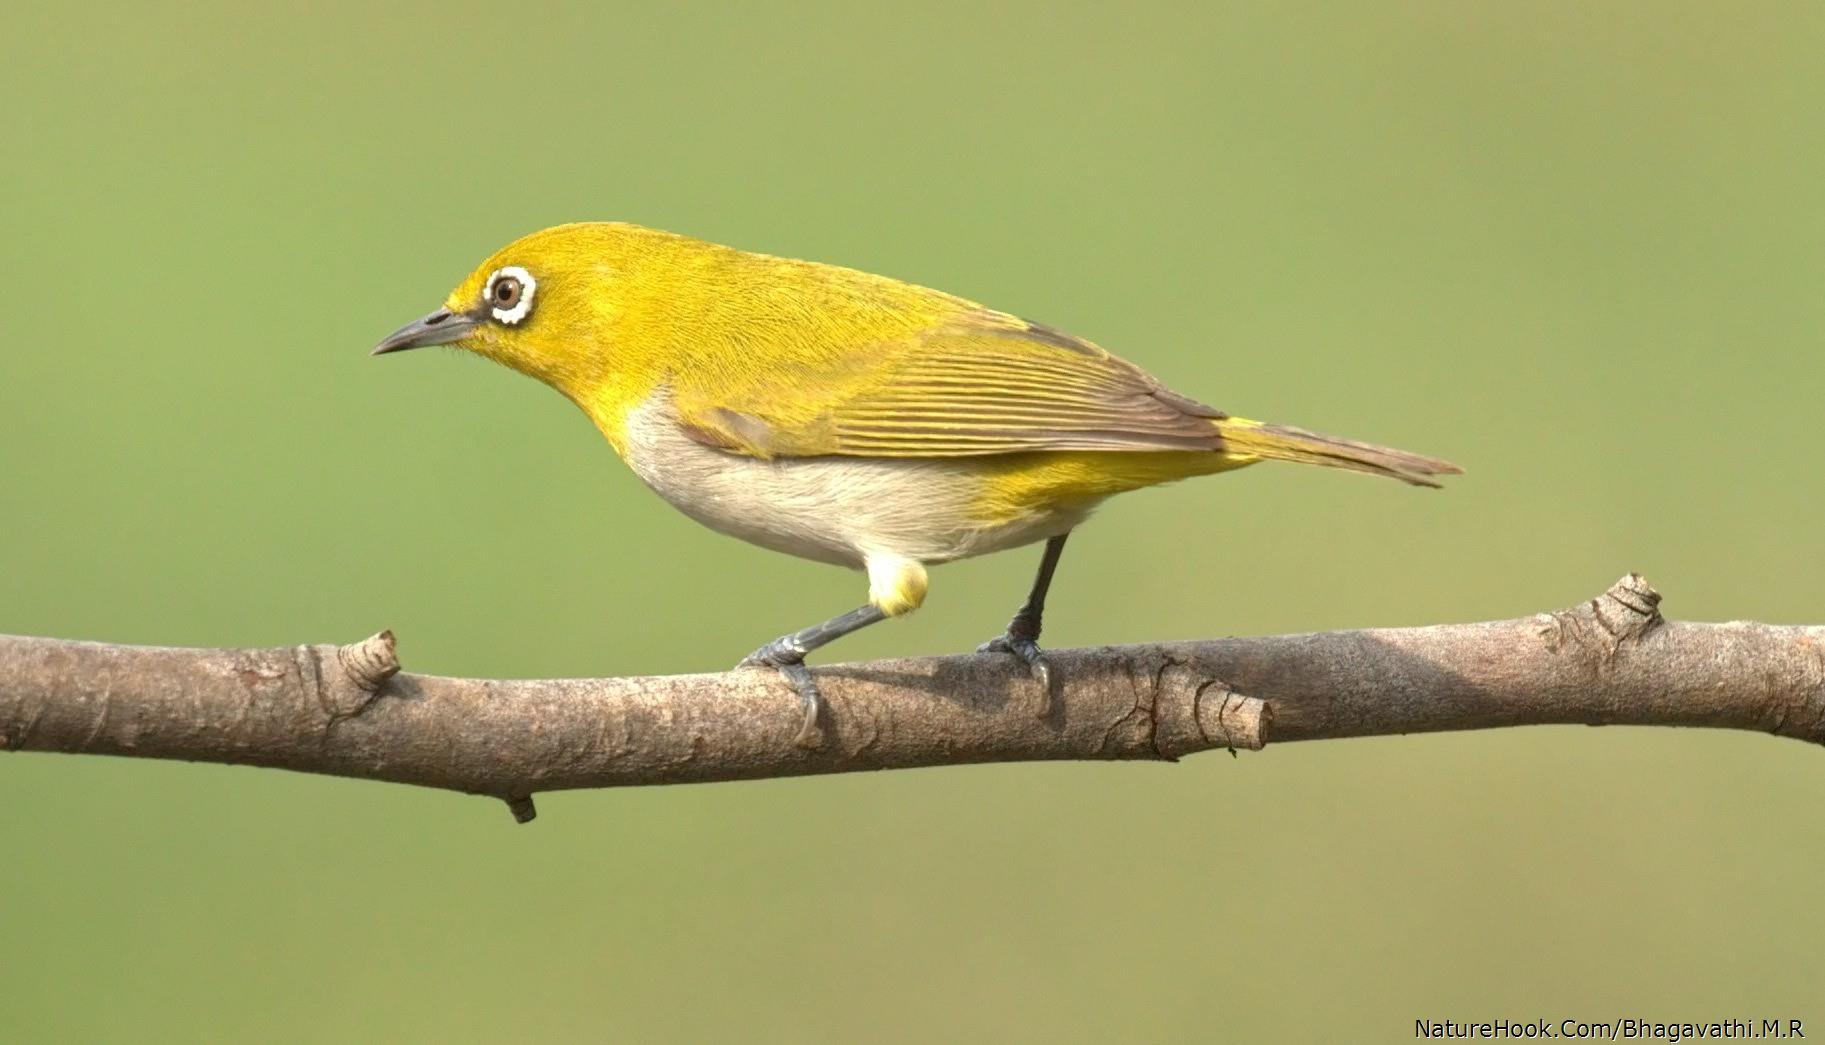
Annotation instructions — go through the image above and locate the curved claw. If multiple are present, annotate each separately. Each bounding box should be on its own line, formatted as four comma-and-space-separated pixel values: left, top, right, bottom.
977, 633, 1054, 714
737, 645, 824, 748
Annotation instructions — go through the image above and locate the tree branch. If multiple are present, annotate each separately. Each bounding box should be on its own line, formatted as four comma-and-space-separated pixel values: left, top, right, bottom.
3, 574, 1822, 822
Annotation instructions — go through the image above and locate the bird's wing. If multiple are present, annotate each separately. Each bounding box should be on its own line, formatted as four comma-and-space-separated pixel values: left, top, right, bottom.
669, 310, 1228, 458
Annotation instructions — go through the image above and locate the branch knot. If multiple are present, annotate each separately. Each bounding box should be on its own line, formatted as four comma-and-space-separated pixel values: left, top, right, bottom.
315, 631, 401, 723
1142, 659, 1269, 758
337, 631, 400, 694
1590, 573, 1664, 649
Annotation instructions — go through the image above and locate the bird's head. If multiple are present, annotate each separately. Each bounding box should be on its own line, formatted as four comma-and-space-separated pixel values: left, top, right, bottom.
371, 222, 661, 397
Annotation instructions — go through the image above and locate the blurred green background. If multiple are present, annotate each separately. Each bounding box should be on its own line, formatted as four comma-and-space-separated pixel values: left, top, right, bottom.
3, 2, 1821, 1041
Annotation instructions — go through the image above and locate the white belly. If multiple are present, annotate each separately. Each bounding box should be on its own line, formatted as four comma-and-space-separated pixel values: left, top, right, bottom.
619, 393, 1088, 569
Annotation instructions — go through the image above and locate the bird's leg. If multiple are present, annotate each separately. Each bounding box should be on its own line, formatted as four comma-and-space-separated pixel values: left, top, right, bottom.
978, 532, 1070, 708
738, 604, 888, 748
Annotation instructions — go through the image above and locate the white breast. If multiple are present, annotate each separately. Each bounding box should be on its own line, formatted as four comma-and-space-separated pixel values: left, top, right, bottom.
618, 392, 1086, 570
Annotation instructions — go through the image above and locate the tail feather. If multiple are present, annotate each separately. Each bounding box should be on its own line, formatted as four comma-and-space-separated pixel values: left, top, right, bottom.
1216, 418, 1461, 488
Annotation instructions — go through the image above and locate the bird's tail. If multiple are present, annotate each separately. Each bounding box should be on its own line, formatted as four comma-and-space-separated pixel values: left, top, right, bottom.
1215, 418, 1461, 488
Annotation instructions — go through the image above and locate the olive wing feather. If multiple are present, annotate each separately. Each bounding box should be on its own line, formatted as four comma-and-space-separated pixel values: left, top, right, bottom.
672, 311, 1227, 459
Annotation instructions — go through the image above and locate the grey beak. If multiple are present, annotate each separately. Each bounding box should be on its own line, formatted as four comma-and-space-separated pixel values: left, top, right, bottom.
371, 309, 482, 355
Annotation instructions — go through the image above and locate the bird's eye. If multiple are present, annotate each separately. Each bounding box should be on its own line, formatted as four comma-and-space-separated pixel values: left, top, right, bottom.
483, 266, 537, 325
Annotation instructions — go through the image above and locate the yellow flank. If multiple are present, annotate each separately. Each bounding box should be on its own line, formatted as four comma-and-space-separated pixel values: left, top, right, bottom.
969, 447, 1259, 525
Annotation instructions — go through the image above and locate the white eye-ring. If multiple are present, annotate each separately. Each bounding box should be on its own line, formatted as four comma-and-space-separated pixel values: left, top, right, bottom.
483, 265, 536, 325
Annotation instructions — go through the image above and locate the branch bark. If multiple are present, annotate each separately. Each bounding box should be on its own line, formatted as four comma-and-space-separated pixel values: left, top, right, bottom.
3, 574, 1822, 822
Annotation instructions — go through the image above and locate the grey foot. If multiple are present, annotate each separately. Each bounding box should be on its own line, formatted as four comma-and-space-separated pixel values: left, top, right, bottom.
978, 633, 1053, 714
738, 641, 824, 749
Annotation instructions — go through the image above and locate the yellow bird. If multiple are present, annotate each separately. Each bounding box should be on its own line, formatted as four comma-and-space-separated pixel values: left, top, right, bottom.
374, 222, 1458, 745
